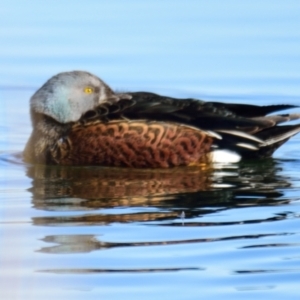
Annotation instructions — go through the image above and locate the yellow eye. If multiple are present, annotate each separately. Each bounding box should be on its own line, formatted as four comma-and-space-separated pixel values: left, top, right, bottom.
84, 87, 94, 94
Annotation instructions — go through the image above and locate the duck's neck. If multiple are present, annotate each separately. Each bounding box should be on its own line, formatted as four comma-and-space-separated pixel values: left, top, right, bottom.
23, 112, 70, 164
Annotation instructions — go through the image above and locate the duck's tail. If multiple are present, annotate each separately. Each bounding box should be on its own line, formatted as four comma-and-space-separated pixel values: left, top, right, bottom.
252, 124, 300, 158
212, 112, 300, 159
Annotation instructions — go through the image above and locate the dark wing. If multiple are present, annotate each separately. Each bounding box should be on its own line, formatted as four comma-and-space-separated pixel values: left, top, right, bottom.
79, 91, 300, 158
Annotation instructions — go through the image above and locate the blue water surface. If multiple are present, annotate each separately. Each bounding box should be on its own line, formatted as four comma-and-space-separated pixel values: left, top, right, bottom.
1, 1, 300, 299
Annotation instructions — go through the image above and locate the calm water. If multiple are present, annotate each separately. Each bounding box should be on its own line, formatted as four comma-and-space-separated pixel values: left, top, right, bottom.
1, 1, 300, 299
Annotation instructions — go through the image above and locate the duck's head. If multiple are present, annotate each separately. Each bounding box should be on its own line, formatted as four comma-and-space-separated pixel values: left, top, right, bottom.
30, 71, 131, 124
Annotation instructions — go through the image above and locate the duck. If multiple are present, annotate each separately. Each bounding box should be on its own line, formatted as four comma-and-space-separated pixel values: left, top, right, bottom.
24, 71, 300, 168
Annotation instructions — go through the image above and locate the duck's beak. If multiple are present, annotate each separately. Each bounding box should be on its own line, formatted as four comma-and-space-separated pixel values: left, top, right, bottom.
105, 92, 132, 104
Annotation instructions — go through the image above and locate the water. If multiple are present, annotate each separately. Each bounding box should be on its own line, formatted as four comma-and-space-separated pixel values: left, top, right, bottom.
1, 1, 300, 299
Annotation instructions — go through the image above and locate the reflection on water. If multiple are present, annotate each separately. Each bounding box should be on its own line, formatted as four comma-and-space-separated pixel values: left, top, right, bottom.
28, 160, 289, 207
27, 164, 213, 202
24, 159, 295, 259
27, 160, 288, 208
39, 231, 288, 256
40, 266, 201, 274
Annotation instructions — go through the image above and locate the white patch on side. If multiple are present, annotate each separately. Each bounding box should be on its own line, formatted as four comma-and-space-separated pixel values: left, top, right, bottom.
211, 149, 241, 163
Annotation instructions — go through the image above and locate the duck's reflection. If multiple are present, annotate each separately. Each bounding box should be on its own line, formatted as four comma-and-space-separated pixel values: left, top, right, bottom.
26, 160, 293, 255
27, 160, 288, 214
27, 164, 213, 208
38, 231, 287, 255
27, 160, 290, 226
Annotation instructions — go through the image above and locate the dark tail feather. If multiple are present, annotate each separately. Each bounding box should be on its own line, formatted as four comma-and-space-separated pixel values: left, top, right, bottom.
251, 125, 300, 158
210, 103, 298, 118
252, 114, 300, 125
215, 124, 300, 159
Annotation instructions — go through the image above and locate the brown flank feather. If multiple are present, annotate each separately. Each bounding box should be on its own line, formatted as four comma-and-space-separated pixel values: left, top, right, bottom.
52, 121, 214, 168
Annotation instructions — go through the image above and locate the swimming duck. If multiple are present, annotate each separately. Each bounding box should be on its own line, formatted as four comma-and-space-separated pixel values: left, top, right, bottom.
24, 71, 300, 168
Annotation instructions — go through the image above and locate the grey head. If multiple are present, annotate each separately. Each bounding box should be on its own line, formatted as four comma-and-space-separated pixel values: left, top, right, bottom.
30, 71, 131, 124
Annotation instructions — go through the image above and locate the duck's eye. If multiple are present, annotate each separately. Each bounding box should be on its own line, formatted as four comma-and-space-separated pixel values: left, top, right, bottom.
84, 87, 94, 94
